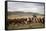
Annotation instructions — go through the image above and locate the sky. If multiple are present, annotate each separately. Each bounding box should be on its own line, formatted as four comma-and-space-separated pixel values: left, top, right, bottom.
8, 2, 45, 14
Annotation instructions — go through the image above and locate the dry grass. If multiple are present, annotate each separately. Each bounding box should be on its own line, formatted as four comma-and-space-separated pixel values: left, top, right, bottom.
8, 15, 44, 19
7, 23, 44, 30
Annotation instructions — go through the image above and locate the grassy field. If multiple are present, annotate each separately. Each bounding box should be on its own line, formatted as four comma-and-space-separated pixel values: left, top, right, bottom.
7, 23, 44, 30
8, 15, 44, 19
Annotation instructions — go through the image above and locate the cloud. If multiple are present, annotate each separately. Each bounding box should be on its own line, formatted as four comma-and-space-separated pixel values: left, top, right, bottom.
8, 2, 44, 14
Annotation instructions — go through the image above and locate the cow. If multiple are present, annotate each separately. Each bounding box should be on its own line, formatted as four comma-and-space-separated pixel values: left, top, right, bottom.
27, 18, 32, 24
40, 17, 45, 24
8, 18, 27, 25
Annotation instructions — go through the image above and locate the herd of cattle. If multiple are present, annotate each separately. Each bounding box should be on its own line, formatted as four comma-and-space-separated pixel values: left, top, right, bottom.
6, 16, 45, 26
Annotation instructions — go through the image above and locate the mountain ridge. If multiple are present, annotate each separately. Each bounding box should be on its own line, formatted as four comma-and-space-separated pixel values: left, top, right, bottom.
8, 11, 44, 16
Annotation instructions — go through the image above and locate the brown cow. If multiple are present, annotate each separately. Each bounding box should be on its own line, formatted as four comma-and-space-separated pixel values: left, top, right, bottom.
27, 18, 32, 24
40, 17, 45, 24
